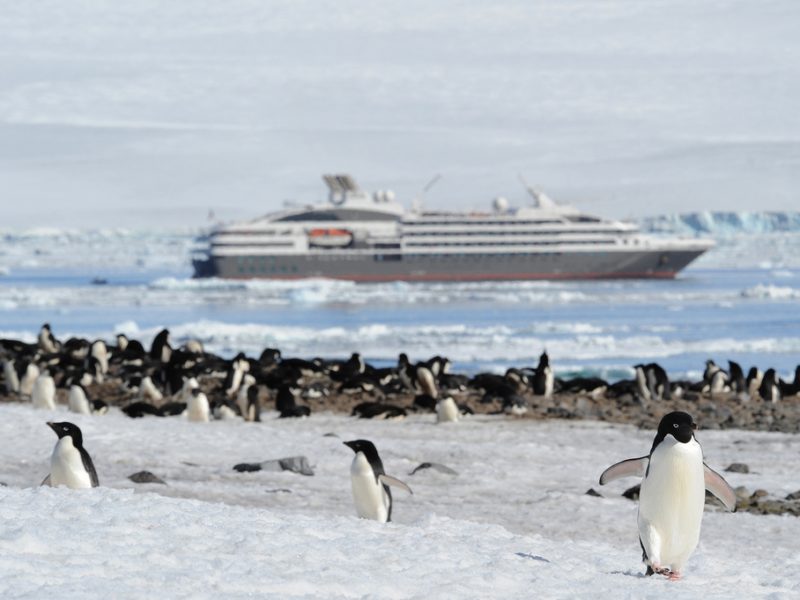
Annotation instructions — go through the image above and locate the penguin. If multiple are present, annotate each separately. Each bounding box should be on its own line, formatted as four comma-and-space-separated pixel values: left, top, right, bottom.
343, 439, 412, 523
727, 360, 746, 395
44, 421, 99, 489
599, 411, 736, 579
245, 384, 261, 422
31, 370, 56, 410
746, 366, 763, 399
435, 396, 459, 423
236, 374, 257, 416
19, 362, 40, 397
68, 384, 92, 415
2, 358, 20, 394
186, 388, 210, 422
758, 369, 781, 403
139, 375, 164, 402
532, 351, 554, 397
275, 384, 310, 418
90, 340, 109, 375
224, 353, 250, 397
38, 323, 60, 354
150, 328, 172, 363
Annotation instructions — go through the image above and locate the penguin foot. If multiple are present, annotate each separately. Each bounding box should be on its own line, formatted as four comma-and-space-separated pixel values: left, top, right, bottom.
667, 571, 682, 581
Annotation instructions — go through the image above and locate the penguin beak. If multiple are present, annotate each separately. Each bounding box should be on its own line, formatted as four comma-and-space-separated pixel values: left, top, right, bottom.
343, 441, 357, 453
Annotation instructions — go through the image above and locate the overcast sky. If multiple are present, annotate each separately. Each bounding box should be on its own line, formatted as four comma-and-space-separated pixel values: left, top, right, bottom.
1, 1, 798, 229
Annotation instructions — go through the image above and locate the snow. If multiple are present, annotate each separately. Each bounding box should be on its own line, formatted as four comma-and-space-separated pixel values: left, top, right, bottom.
1, 403, 799, 598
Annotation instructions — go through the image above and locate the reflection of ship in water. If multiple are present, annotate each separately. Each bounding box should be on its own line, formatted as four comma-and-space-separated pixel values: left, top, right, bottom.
192, 174, 713, 282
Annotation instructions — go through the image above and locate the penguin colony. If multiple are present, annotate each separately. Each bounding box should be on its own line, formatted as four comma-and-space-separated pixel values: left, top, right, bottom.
0, 324, 794, 578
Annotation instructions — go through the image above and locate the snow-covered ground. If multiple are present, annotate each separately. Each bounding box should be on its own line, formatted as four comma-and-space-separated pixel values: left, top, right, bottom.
1, 403, 798, 598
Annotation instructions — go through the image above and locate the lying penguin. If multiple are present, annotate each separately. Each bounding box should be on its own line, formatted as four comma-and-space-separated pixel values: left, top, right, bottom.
343, 439, 412, 523
599, 411, 736, 580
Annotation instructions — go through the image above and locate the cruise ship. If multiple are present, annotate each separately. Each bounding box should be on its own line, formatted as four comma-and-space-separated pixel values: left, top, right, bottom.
191, 175, 713, 281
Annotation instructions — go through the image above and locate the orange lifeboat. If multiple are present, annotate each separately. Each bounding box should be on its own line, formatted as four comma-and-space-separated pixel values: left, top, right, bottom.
308, 228, 354, 248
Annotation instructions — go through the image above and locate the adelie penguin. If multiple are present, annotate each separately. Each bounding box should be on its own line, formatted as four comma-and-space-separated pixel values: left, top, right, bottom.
343, 440, 412, 523
599, 411, 736, 580
43, 422, 99, 489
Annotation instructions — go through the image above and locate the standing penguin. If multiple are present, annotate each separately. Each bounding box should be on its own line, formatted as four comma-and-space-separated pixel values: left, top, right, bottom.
343, 439, 412, 523
68, 384, 92, 415
599, 411, 736, 580
532, 351, 554, 398
186, 388, 210, 422
436, 396, 459, 423
44, 421, 99, 489
31, 370, 57, 410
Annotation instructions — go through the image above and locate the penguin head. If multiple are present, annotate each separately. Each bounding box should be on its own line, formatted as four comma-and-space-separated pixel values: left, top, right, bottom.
47, 421, 84, 446
657, 411, 696, 444
344, 439, 379, 459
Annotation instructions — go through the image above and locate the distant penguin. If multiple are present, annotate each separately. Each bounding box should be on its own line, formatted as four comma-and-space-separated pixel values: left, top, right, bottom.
150, 328, 172, 363
183, 339, 204, 354
236, 374, 257, 416
2, 358, 20, 394
68, 384, 92, 415
245, 384, 261, 422
44, 421, 99, 489
90, 340, 109, 375
634, 364, 652, 401
435, 396, 459, 423
599, 411, 736, 579
115, 333, 130, 352
225, 353, 250, 397
532, 351, 554, 397
31, 371, 56, 410
187, 389, 210, 422
275, 384, 310, 418
415, 364, 438, 399
746, 367, 763, 399
343, 439, 412, 523
38, 323, 60, 354
19, 362, 40, 397
758, 369, 781, 403
727, 360, 746, 395
139, 375, 164, 402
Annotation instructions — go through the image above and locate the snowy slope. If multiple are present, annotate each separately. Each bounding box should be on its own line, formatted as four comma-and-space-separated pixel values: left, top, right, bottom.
1, 404, 798, 598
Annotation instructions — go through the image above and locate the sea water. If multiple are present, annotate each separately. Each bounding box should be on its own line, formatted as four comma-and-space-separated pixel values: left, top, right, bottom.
1, 231, 799, 382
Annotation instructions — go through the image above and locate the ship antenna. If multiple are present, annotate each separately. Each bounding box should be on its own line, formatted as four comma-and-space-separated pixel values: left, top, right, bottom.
517, 173, 557, 209
412, 173, 442, 212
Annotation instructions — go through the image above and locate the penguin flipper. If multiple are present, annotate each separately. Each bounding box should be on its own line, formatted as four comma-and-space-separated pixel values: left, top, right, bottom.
703, 464, 737, 511
379, 474, 413, 495
41, 474, 51, 487
599, 456, 648, 485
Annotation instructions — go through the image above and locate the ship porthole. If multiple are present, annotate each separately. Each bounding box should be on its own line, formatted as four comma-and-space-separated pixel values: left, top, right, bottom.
659, 254, 670, 266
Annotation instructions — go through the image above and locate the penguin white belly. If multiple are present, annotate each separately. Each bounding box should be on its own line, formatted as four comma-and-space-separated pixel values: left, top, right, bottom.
638, 438, 705, 572
436, 397, 459, 423
68, 386, 92, 415
350, 453, 390, 522
187, 393, 210, 422
50, 438, 92, 489
32, 376, 56, 410
544, 368, 554, 398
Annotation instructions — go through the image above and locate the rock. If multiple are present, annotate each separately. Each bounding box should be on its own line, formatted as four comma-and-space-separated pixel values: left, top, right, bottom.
233, 463, 262, 473
785, 490, 800, 501
409, 462, 458, 476
128, 471, 166, 485
725, 462, 750, 474
734, 486, 750, 500
585, 488, 602, 497
622, 484, 640, 500
752, 489, 769, 499
234, 456, 314, 476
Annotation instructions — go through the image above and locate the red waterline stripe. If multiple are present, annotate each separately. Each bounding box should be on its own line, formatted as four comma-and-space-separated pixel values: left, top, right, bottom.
217, 270, 678, 282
